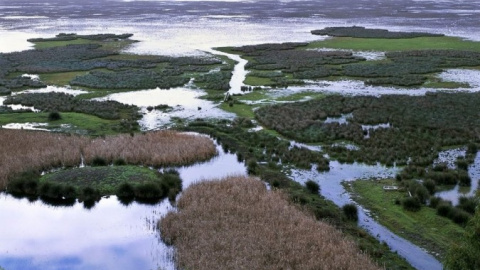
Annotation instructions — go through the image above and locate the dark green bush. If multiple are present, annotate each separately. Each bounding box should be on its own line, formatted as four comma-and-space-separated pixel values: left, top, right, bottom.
48, 111, 62, 121
437, 203, 453, 217
113, 158, 126, 166
81, 187, 101, 202
91, 156, 107, 166
423, 179, 436, 195
116, 182, 135, 198
305, 180, 320, 194
456, 159, 469, 170
62, 185, 77, 200
342, 203, 359, 221
402, 197, 421, 212
458, 170, 471, 186
429, 196, 442, 208
458, 196, 478, 215
135, 182, 163, 199
449, 208, 471, 226
247, 159, 259, 175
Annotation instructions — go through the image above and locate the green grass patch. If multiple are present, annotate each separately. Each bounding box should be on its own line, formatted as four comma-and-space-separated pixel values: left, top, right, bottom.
40, 71, 91, 86
307, 36, 480, 52
219, 102, 255, 118
40, 165, 161, 194
245, 75, 274, 86
32, 38, 96, 49
0, 112, 123, 136
347, 179, 465, 259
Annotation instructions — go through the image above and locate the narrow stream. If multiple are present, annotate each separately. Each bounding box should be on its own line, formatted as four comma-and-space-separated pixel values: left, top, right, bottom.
207, 49, 249, 95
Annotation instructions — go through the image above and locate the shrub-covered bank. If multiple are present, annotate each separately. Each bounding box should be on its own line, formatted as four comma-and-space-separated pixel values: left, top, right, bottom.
0, 129, 216, 190
8, 166, 182, 206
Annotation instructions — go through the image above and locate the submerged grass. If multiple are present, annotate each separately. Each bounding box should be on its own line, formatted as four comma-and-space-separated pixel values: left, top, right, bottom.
0, 129, 216, 190
160, 176, 381, 270
346, 179, 465, 259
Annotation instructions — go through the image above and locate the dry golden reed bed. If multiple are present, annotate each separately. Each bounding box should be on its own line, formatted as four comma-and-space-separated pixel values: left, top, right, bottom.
160, 176, 380, 270
0, 129, 216, 189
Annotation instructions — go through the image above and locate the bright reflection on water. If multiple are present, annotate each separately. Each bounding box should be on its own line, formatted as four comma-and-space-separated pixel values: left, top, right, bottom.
436, 152, 480, 204
96, 87, 235, 130
0, 194, 175, 270
0, 139, 246, 270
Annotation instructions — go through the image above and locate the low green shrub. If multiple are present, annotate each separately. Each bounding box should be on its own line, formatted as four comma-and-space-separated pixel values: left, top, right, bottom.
116, 182, 135, 198
402, 197, 421, 212
449, 208, 471, 226
458, 196, 478, 215
48, 111, 62, 121
305, 180, 320, 194
91, 156, 107, 166
135, 182, 163, 199
428, 196, 442, 208
80, 186, 101, 202
437, 203, 453, 217
343, 203, 359, 222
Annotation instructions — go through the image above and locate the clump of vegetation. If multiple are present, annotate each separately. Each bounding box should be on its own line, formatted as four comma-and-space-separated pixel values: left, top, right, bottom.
8, 165, 182, 204
48, 111, 62, 121
444, 209, 480, 270
195, 70, 232, 91
160, 176, 381, 270
342, 203, 359, 221
4, 92, 140, 121
311, 26, 444, 39
184, 119, 329, 171
27, 33, 134, 43
0, 129, 216, 190
70, 69, 189, 89
305, 180, 320, 194
402, 197, 422, 212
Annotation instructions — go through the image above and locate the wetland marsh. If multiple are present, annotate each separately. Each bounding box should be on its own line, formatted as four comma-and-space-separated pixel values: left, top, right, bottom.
1, 0, 480, 269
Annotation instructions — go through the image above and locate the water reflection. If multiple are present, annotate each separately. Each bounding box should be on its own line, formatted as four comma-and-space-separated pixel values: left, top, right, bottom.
96, 87, 235, 129
436, 152, 480, 204
0, 138, 246, 270
0, 194, 176, 270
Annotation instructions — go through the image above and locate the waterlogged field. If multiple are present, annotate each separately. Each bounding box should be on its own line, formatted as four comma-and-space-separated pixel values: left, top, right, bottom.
1, 0, 480, 269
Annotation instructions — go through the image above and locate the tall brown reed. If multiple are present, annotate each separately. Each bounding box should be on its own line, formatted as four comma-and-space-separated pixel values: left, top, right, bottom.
159, 176, 381, 270
0, 129, 216, 190
82, 131, 216, 166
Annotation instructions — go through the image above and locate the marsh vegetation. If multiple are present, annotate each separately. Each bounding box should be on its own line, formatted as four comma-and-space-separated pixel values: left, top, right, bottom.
160, 176, 381, 270
0, 129, 216, 191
